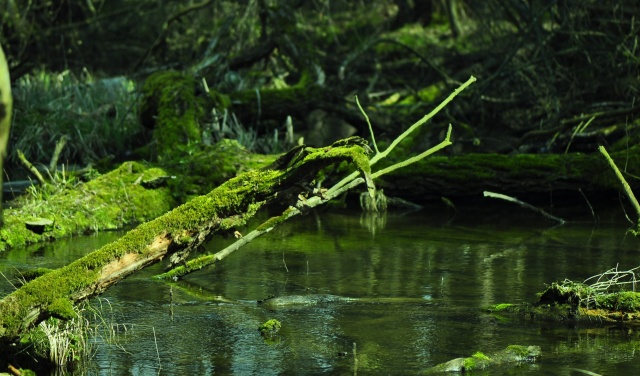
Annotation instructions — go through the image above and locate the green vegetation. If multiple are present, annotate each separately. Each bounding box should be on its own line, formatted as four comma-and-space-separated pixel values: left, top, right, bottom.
422, 345, 540, 374
258, 319, 282, 337
10, 71, 139, 168
491, 266, 640, 323
0, 161, 176, 252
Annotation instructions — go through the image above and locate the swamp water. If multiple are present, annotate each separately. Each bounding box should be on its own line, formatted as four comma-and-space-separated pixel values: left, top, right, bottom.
2, 201, 640, 375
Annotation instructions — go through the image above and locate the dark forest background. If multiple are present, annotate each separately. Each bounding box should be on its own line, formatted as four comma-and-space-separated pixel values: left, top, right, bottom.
1, 0, 639, 168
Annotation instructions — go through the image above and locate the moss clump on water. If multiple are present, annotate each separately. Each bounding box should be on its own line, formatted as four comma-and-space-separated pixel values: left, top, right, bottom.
259, 319, 282, 337
463, 351, 491, 370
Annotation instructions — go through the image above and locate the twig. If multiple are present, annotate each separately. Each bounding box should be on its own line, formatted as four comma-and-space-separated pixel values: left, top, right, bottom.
372, 125, 452, 178
329, 76, 476, 196
17, 150, 47, 185
483, 191, 565, 224
282, 252, 289, 273
152, 326, 162, 372
565, 116, 595, 154
599, 145, 640, 219
355, 95, 379, 154
49, 135, 68, 172
578, 188, 596, 222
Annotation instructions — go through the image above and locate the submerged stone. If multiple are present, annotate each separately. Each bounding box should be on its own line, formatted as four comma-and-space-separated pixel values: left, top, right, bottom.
421, 345, 541, 374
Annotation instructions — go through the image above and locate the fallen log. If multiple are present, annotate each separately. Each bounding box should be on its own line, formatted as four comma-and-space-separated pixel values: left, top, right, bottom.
0, 136, 373, 344
380, 146, 640, 201
0, 76, 476, 363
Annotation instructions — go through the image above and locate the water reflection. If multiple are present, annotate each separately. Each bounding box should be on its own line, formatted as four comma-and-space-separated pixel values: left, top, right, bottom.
1, 204, 639, 374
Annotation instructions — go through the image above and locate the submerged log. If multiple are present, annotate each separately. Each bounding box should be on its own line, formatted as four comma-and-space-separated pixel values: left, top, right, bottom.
420, 345, 541, 374
0, 137, 373, 344
257, 294, 430, 310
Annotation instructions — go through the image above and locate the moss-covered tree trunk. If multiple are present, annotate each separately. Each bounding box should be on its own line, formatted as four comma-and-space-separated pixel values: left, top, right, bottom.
380, 147, 640, 201
0, 137, 372, 348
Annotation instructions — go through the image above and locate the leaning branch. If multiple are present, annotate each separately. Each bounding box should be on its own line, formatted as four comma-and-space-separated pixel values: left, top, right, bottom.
599, 145, 640, 219
328, 75, 476, 196
157, 127, 453, 280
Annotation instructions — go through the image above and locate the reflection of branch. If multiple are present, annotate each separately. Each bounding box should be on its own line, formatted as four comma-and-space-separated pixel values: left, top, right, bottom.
156, 77, 476, 280
483, 191, 565, 224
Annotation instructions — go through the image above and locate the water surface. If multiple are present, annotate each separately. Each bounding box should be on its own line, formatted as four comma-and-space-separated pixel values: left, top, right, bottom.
2, 201, 639, 375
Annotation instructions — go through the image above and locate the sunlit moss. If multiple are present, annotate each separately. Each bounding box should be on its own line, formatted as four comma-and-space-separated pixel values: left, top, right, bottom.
139, 71, 203, 158
0, 162, 176, 252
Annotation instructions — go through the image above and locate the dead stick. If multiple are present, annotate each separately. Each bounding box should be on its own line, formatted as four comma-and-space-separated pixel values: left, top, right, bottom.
49, 135, 68, 172
17, 150, 46, 185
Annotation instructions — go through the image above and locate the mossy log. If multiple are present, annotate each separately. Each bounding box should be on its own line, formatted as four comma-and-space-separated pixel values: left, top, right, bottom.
0, 140, 275, 253
0, 162, 176, 252
488, 281, 640, 325
228, 71, 329, 129
380, 147, 640, 201
0, 137, 372, 345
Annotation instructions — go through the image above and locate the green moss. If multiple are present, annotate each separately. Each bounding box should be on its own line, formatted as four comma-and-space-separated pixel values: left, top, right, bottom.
46, 298, 76, 320
463, 356, 476, 370
463, 351, 491, 370
472, 351, 490, 361
259, 319, 282, 337
506, 345, 534, 358
20, 267, 53, 281
139, 71, 203, 158
595, 291, 640, 312
488, 303, 516, 312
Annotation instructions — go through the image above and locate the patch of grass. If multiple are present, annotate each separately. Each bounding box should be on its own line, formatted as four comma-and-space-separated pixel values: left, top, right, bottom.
10, 70, 140, 170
